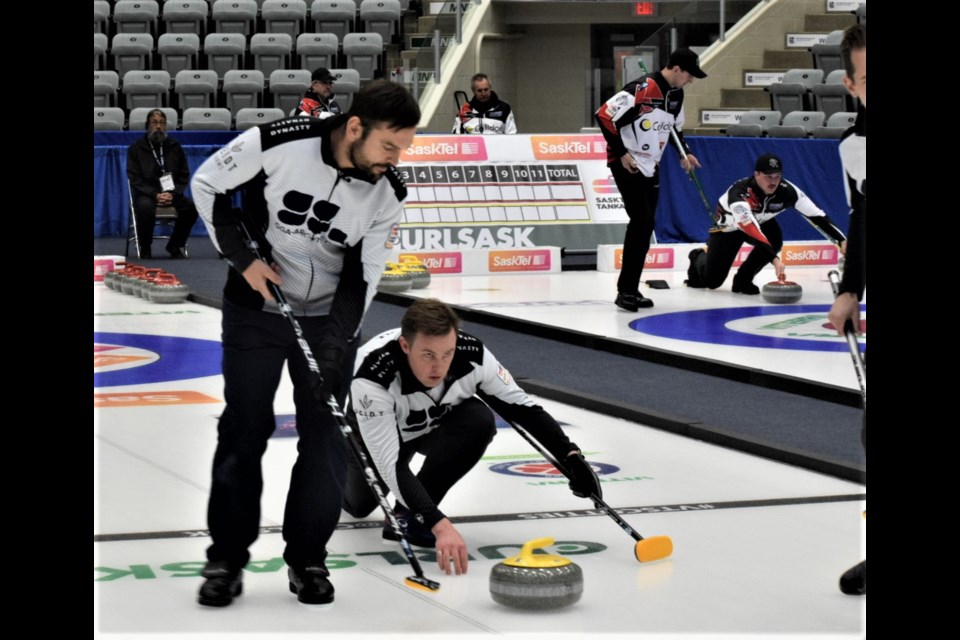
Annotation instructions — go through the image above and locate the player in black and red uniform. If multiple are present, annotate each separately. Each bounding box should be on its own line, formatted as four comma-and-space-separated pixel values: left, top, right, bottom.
595, 48, 706, 311
686, 153, 846, 294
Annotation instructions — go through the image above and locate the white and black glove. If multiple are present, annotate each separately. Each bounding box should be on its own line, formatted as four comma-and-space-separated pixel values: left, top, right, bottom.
564, 451, 602, 499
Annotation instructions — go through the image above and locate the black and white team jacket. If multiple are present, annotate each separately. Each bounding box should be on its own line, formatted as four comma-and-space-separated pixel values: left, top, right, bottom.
349, 329, 577, 529
837, 107, 866, 298
191, 115, 406, 337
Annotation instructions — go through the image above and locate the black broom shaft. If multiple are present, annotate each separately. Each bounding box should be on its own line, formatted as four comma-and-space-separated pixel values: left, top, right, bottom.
238, 222, 433, 583
262, 278, 434, 581
827, 270, 866, 406
508, 419, 647, 543
669, 127, 717, 224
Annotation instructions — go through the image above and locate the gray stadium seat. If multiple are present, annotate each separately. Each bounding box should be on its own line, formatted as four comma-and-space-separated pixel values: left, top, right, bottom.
342, 32, 382, 82
296, 32, 339, 70
855, 3, 866, 24
158, 33, 201, 78
95, 32, 109, 70
129, 106, 180, 131
261, 0, 308, 40
182, 107, 233, 130
766, 68, 823, 113
175, 69, 219, 109
270, 69, 311, 115
251, 33, 294, 85
94, 0, 111, 34
113, 1, 160, 36
211, 0, 258, 36
328, 68, 359, 111
111, 33, 154, 76
810, 30, 845, 76
94, 70, 121, 107
311, 1, 356, 42
122, 70, 171, 110
767, 111, 825, 138
161, 0, 209, 35
811, 69, 854, 119
360, 0, 400, 45
95, 107, 126, 130
724, 110, 781, 137
236, 108, 287, 130
204, 32, 247, 81
811, 111, 857, 139
223, 69, 265, 116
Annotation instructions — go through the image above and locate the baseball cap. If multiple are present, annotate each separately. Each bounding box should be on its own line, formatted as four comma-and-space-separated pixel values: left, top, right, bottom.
311, 68, 336, 83
755, 153, 784, 174
666, 48, 707, 79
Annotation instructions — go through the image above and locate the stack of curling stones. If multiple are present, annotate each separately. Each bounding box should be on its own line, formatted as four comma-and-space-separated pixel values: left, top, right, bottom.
376, 256, 431, 293
489, 537, 583, 610
761, 278, 802, 304
103, 263, 190, 304
397, 254, 431, 289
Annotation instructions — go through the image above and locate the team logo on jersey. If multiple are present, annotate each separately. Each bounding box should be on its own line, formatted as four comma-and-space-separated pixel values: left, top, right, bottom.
404, 404, 452, 433
489, 460, 620, 478
277, 190, 347, 244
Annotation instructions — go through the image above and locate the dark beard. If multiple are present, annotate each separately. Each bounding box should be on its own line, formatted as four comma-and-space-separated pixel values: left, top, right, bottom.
348, 140, 384, 181
148, 129, 167, 145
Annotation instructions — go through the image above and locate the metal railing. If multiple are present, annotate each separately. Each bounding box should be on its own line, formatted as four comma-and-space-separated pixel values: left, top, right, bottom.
401, 0, 479, 100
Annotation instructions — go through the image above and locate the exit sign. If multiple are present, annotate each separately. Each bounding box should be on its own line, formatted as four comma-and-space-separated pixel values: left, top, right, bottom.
634, 2, 656, 16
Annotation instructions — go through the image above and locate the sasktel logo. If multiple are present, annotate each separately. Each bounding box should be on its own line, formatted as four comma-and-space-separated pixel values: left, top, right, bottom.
532, 135, 607, 160
781, 243, 839, 266
400, 136, 487, 162
489, 250, 551, 272
592, 177, 619, 194
401, 252, 462, 274
614, 247, 674, 270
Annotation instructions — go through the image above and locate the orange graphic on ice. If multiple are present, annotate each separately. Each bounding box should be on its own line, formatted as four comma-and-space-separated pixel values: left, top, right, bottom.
94, 391, 221, 407
532, 135, 607, 160
94, 343, 158, 371
95, 354, 151, 368
489, 250, 552, 272
400, 136, 487, 162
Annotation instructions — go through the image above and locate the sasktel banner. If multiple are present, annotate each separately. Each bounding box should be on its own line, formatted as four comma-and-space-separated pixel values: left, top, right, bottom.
396, 134, 628, 251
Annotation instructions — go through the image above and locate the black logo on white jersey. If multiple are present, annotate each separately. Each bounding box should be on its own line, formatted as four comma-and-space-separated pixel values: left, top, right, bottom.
277, 190, 347, 244
404, 405, 452, 433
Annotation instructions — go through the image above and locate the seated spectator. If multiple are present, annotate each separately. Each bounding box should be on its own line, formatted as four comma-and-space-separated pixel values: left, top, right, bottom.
125, 109, 198, 258
294, 68, 342, 118
452, 73, 517, 134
